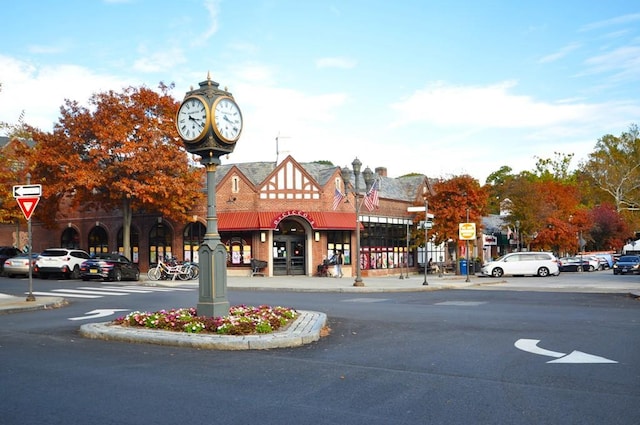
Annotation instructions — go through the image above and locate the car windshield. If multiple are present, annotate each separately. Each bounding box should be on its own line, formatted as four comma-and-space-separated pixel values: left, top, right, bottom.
619, 256, 639, 262
41, 250, 67, 257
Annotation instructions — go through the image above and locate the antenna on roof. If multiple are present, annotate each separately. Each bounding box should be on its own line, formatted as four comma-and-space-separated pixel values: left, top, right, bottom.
275, 132, 291, 165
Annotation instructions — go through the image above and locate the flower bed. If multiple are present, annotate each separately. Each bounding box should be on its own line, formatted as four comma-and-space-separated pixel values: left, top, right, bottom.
112, 305, 298, 335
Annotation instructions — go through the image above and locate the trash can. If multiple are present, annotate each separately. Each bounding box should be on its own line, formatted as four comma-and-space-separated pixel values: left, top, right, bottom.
460, 259, 467, 275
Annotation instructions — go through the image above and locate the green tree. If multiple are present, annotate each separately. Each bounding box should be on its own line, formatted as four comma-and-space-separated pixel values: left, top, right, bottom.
583, 125, 640, 213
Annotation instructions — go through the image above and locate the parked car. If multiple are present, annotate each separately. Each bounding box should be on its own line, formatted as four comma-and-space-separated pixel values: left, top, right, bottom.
558, 257, 591, 272
584, 256, 605, 271
34, 248, 91, 279
481, 252, 559, 277
0, 246, 21, 274
79, 253, 140, 282
612, 255, 640, 275
3, 252, 39, 278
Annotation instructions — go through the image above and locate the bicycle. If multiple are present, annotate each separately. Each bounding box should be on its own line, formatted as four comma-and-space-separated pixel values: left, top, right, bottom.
147, 258, 192, 281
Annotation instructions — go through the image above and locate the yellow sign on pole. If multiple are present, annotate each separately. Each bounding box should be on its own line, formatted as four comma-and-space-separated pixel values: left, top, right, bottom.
459, 223, 476, 240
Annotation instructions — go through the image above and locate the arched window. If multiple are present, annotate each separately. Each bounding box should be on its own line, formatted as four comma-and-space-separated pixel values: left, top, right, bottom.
61, 227, 80, 249
149, 222, 172, 264
117, 226, 140, 262
88, 226, 109, 255
183, 221, 206, 262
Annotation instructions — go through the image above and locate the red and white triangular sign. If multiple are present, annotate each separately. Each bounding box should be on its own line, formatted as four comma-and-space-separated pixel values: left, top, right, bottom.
16, 196, 40, 221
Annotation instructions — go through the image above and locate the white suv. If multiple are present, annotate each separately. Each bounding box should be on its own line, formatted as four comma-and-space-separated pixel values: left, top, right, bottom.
35, 248, 91, 279
481, 252, 559, 277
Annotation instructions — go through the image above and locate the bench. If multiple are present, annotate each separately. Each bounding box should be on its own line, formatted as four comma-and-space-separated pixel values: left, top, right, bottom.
250, 259, 267, 277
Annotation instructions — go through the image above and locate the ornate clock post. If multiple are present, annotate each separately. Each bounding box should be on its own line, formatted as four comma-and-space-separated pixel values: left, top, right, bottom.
176, 73, 243, 318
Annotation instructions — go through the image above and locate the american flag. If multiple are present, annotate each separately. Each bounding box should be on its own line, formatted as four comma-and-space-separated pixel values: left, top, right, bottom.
363, 179, 380, 211
332, 187, 345, 210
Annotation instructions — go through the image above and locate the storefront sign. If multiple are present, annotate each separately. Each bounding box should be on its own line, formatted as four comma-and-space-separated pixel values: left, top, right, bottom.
272, 210, 316, 228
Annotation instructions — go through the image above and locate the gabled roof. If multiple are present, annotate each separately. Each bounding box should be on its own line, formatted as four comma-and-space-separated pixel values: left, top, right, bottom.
213, 155, 426, 203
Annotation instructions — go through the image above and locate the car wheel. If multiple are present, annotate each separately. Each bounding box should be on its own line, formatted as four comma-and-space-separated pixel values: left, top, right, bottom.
69, 265, 79, 279
491, 268, 504, 277
113, 269, 122, 282
133, 270, 140, 281
589, 265, 595, 272
537, 267, 550, 277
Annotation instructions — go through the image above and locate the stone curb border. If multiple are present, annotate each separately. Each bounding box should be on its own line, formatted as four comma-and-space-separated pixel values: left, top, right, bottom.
79, 310, 327, 350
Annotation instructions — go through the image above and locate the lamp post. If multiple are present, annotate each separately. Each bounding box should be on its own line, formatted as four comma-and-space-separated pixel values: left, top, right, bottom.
465, 204, 470, 283
423, 197, 429, 285
341, 158, 374, 287
515, 220, 520, 252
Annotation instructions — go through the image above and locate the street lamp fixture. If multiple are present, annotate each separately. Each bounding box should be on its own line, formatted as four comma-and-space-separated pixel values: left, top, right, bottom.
341, 158, 375, 287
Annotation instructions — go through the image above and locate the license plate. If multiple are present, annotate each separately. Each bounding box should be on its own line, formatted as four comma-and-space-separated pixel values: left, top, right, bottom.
90, 268, 99, 274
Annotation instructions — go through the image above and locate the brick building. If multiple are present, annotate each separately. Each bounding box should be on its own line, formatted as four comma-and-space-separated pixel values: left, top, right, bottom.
2, 155, 431, 277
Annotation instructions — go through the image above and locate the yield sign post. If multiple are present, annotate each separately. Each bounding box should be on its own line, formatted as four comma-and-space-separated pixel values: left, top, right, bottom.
16, 197, 40, 221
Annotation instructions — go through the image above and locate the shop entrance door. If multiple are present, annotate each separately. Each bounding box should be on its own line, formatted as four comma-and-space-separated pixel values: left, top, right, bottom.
273, 236, 306, 276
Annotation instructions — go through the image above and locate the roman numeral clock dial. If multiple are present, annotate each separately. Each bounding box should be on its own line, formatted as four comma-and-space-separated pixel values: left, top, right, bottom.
176, 96, 209, 142
213, 96, 243, 144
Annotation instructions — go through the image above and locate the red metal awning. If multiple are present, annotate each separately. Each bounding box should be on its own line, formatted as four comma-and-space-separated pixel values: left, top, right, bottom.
217, 211, 357, 231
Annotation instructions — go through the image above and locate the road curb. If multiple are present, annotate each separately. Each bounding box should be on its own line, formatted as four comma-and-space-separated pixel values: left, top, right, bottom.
79, 310, 327, 350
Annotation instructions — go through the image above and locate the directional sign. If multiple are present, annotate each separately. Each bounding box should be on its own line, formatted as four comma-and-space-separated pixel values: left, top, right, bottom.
16, 197, 40, 221
68, 309, 129, 321
459, 222, 476, 240
515, 339, 617, 364
13, 184, 42, 197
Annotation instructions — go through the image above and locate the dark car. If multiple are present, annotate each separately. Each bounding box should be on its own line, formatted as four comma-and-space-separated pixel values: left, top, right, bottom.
612, 255, 640, 275
79, 253, 140, 282
0, 246, 21, 274
558, 257, 591, 272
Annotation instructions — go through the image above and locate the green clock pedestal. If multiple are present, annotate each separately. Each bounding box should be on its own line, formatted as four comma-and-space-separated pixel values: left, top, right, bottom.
196, 156, 230, 318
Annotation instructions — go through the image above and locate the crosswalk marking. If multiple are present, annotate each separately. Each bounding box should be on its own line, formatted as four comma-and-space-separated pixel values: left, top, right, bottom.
31, 291, 100, 299
27, 285, 194, 299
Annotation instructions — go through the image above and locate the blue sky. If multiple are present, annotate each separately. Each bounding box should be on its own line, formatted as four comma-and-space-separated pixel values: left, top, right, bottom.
1, 0, 639, 183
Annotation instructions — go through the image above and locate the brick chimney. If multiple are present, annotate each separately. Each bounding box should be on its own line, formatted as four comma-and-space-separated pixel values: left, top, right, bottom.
375, 167, 387, 177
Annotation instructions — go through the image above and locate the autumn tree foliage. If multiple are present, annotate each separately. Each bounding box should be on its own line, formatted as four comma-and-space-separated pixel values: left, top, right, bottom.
28, 83, 204, 257
422, 175, 488, 260
0, 137, 35, 226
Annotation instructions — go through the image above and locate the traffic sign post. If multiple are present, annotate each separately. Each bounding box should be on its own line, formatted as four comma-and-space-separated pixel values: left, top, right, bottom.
13, 178, 41, 301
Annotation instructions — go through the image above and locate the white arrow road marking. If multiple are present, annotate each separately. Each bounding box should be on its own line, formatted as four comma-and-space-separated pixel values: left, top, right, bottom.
515, 339, 565, 358
515, 339, 617, 364
547, 351, 618, 364
69, 309, 129, 321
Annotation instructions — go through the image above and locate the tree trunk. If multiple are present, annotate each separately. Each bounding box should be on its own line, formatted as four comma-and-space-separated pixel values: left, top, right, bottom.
122, 197, 132, 260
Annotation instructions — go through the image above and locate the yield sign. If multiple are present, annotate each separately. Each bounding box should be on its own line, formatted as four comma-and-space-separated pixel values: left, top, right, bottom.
16, 197, 40, 221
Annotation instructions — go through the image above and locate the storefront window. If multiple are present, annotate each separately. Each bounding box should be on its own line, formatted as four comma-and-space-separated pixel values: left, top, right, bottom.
183, 221, 205, 263
221, 232, 253, 267
326, 231, 351, 265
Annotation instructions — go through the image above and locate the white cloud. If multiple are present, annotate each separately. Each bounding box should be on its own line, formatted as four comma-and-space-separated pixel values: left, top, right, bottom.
389, 80, 595, 129
315, 57, 357, 69
0, 55, 133, 133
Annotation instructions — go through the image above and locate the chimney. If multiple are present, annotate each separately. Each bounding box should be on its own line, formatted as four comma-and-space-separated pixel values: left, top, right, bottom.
375, 167, 387, 177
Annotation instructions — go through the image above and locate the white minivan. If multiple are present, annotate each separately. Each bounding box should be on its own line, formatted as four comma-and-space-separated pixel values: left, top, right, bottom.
481, 252, 559, 277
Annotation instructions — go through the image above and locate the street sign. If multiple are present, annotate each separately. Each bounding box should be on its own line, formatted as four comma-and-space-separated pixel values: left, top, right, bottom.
16, 197, 40, 221
13, 184, 42, 197
459, 222, 476, 240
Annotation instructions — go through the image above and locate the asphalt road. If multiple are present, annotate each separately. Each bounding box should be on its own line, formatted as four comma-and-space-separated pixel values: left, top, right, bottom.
0, 273, 639, 425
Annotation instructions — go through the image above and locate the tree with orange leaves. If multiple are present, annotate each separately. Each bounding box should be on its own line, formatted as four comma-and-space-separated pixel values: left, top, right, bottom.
27, 83, 204, 258
421, 175, 487, 269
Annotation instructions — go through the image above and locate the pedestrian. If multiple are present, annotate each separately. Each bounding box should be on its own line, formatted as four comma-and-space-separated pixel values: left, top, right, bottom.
334, 250, 343, 278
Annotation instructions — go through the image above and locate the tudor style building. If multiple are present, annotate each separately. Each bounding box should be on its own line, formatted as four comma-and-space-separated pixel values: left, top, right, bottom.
2, 153, 435, 278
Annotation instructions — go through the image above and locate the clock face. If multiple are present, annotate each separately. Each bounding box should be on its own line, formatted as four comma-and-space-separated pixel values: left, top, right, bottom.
176, 96, 209, 142
213, 96, 242, 143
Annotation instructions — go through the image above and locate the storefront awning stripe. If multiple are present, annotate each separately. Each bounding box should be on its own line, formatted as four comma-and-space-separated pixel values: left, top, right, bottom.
217, 211, 357, 231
